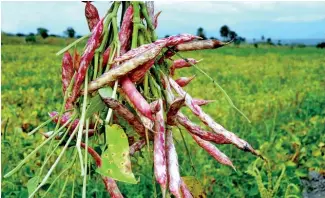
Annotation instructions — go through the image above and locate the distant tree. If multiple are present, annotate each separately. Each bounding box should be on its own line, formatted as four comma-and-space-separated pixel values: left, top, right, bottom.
49, 34, 58, 37
25, 33, 36, 43
16, 33, 25, 37
316, 42, 325, 49
266, 38, 272, 45
210, 36, 216, 40
64, 27, 76, 38
196, 27, 207, 40
228, 31, 237, 40
254, 43, 259, 48
164, 35, 170, 38
220, 25, 230, 41
37, 28, 49, 39
76, 35, 83, 39
261, 35, 265, 41
277, 40, 282, 46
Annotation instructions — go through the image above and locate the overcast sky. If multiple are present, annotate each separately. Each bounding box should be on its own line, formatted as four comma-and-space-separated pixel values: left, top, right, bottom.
1, 1, 325, 40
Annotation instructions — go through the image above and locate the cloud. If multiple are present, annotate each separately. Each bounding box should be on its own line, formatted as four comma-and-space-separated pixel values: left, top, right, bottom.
274, 15, 325, 22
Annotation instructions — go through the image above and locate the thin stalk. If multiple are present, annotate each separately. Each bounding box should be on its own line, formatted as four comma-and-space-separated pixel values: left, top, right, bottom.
82, 119, 90, 198
40, 152, 77, 198
3, 126, 66, 178
105, 81, 118, 123
71, 175, 76, 198
76, 70, 89, 176
28, 116, 58, 136
28, 123, 80, 198
56, 34, 90, 56
38, 116, 76, 179
58, 174, 69, 198
131, 2, 140, 49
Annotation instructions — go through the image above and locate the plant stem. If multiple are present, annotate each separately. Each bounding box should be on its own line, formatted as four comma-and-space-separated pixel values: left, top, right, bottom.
56, 34, 90, 56
28, 124, 80, 198
82, 119, 90, 198
131, 2, 140, 49
76, 70, 89, 176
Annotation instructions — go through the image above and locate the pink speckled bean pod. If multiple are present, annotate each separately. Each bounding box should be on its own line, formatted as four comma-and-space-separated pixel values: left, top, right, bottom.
166, 128, 181, 198
153, 99, 167, 189
191, 134, 235, 169
83, 1, 100, 31
168, 77, 258, 156
170, 58, 199, 76
70, 18, 104, 103
175, 76, 195, 87
166, 97, 185, 126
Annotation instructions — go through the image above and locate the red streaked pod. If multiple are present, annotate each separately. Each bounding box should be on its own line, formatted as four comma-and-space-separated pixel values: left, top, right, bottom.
175, 76, 195, 87
120, 77, 154, 120
170, 58, 199, 76
192, 98, 215, 106
84, 1, 100, 31
166, 129, 181, 198
114, 34, 197, 63
153, 11, 162, 29
73, 48, 81, 72
49, 111, 94, 134
177, 112, 231, 144
119, 6, 134, 54
150, 100, 161, 115
180, 180, 193, 198
100, 97, 148, 138
145, 1, 155, 22
129, 139, 146, 156
175, 39, 227, 51
49, 111, 78, 131
61, 52, 74, 94
166, 97, 185, 126
70, 18, 104, 103
191, 134, 235, 169
153, 99, 167, 189
80, 143, 123, 198
113, 43, 156, 63
128, 59, 155, 83
87, 42, 165, 93
168, 77, 259, 156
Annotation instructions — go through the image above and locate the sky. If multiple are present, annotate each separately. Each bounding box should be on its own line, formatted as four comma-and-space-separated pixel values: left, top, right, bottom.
1, 1, 325, 40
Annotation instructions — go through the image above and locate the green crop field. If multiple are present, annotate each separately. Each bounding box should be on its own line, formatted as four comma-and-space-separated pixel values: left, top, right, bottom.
1, 43, 325, 197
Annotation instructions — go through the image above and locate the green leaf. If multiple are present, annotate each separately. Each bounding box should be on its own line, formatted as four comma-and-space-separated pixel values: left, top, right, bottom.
98, 87, 113, 99
27, 176, 39, 196
85, 94, 106, 119
96, 124, 137, 184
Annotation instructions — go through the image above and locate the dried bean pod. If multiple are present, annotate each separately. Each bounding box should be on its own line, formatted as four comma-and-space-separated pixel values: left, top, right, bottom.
192, 99, 215, 106
150, 100, 161, 114
180, 180, 193, 198
153, 11, 162, 29
175, 39, 226, 51
175, 76, 195, 87
70, 18, 104, 103
84, 1, 100, 31
177, 112, 231, 144
129, 139, 146, 156
101, 97, 148, 138
87, 42, 165, 93
168, 77, 258, 155
73, 49, 81, 71
166, 129, 181, 197
128, 59, 155, 83
166, 97, 185, 126
120, 77, 153, 120
191, 134, 235, 169
119, 6, 134, 54
170, 58, 199, 76
154, 99, 167, 189
62, 52, 74, 94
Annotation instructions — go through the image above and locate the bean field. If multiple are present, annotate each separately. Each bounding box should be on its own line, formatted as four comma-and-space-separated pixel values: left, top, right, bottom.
1, 43, 325, 197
